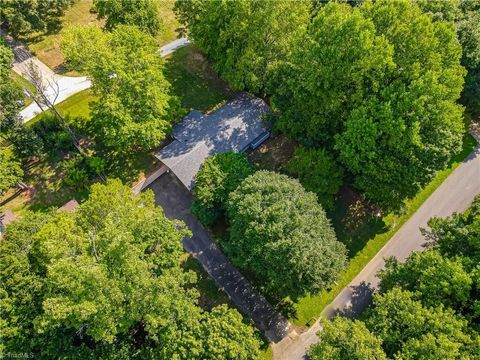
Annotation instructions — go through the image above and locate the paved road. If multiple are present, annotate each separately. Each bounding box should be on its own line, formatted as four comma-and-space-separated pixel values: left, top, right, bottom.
1, 31, 189, 122
159, 37, 190, 57
148, 172, 291, 343
273, 143, 480, 360
1, 31, 92, 123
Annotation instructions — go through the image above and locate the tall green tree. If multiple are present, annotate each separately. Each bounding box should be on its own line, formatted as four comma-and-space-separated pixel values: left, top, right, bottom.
272, 2, 395, 146
0, 0, 74, 37
61, 25, 180, 157
308, 317, 387, 360
191, 152, 254, 225
226, 171, 347, 299
286, 147, 343, 209
0, 147, 23, 194
426, 196, 480, 266
174, 0, 310, 93
0, 180, 261, 359
364, 288, 479, 359
273, 0, 465, 209
93, 0, 162, 36
379, 250, 474, 311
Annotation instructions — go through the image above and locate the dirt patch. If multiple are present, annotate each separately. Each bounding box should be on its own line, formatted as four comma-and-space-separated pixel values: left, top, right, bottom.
248, 134, 297, 172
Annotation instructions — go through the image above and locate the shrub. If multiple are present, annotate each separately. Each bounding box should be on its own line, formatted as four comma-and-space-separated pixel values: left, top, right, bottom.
286, 146, 343, 209
226, 171, 347, 299
192, 152, 254, 226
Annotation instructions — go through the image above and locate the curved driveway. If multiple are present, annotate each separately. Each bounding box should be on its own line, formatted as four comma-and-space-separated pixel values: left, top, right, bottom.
1, 31, 189, 122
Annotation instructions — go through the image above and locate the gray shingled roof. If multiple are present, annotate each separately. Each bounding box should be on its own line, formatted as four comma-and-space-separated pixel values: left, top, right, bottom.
155, 93, 268, 190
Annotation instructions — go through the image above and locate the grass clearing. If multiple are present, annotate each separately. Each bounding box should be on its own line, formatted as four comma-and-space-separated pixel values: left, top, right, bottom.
24, 0, 102, 75
23, 0, 180, 74
291, 134, 478, 326
164, 45, 233, 112
157, 0, 181, 45
10, 70, 36, 108
27, 88, 96, 128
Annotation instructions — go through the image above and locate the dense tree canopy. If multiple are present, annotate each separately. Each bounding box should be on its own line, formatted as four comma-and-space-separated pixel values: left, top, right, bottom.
0, 147, 23, 193
271, 0, 465, 209
93, 0, 162, 36
0, 180, 261, 359
226, 171, 347, 299
415, 0, 480, 114
0, 39, 22, 134
308, 317, 387, 360
286, 147, 343, 209
61, 25, 179, 157
174, 0, 311, 93
0, 0, 73, 37
191, 152, 253, 225
309, 198, 480, 359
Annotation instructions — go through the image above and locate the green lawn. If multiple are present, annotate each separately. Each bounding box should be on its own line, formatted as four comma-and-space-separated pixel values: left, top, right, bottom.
24, 0, 103, 75
291, 134, 478, 326
164, 45, 233, 112
10, 70, 36, 108
27, 88, 96, 127
23, 0, 181, 75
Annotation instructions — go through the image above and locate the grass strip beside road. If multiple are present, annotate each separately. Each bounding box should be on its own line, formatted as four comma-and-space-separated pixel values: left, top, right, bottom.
291, 134, 478, 326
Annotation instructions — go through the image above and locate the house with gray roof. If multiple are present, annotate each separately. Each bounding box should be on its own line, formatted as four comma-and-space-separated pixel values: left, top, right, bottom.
155, 93, 269, 190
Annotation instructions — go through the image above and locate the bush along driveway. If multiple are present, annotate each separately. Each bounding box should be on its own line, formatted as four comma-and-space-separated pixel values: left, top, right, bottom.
148, 172, 292, 343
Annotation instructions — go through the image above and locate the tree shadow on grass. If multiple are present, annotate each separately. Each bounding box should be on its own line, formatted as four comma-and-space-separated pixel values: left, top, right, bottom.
329, 186, 389, 258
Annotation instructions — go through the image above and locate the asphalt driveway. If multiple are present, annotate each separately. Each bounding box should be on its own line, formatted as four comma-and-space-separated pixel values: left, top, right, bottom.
147, 172, 290, 342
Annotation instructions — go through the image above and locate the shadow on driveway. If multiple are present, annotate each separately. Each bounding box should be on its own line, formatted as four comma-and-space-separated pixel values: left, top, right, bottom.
147, 172, 291, 343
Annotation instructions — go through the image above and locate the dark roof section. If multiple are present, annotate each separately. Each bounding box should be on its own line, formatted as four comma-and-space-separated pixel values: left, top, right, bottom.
155, 93, 268, 190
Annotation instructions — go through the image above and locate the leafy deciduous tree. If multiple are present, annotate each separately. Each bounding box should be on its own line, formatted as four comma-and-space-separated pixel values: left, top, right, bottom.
308, 317, 387, 360
0, 147, 23, 194
174, 0, 311, 93
0, 0, 74, 37
0, 180, 261, 359
226, 171, 347, 299
92, 0, 162, 36
192, 152, 253, 225
286, 146, 343, 209
61, 25, 180, 157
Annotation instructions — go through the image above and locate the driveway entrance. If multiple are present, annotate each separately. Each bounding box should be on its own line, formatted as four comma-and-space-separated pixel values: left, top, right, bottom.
148, 172, 290, 342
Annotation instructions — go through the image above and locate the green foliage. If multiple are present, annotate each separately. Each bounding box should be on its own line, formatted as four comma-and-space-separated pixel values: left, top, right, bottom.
192, 152, 254, 226
379, 251, 474, 311
364, 288, 479, 359
0, 147, 23, 194
427, 196, 480, 267
226, 171, 347, 299
0, 0, 73, 37
61, 25, 179, 157
308, 317, 387, 360
272, 0, 465, 210
61, 25, 109, 72
174, 0, 310, 93
312, 200, 480, 359
272, 2, 395, 145
0, 180, 261, 359
93, 0, 162, 36
286, 147, 343, 209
